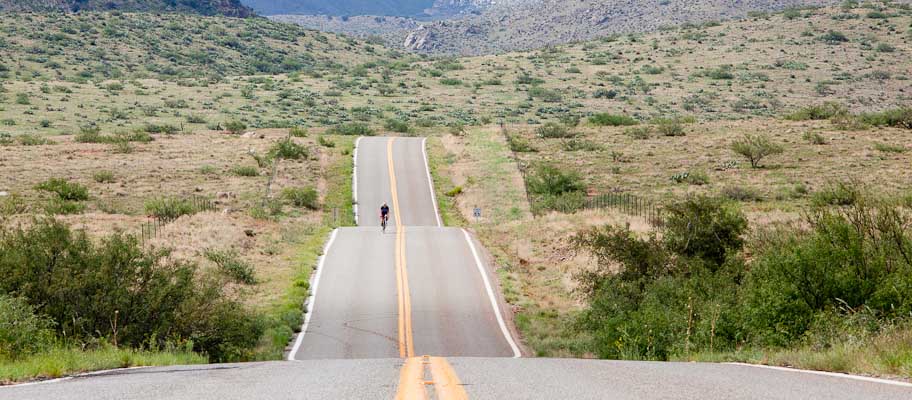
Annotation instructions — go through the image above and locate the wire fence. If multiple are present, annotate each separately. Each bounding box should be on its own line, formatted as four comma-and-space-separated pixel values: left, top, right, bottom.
530, 192, 665, 227
139, 195, 215, 247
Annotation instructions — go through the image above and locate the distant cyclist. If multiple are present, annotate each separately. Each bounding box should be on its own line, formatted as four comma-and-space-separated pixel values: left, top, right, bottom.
380, 202, 390, 232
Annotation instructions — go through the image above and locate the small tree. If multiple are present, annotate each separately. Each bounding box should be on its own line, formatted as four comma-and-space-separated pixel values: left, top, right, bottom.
731, 134, 784, 168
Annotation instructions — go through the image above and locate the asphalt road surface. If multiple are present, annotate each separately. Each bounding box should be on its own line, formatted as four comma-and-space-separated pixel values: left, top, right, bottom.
4, 136, 910, 399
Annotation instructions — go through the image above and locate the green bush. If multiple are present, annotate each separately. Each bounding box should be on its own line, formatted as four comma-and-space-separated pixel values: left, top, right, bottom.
144, 197, 197, 220
874, 142, 906, 153
730, 134, 784, 168
811, 182, 859, 207
204, 249, 256, 285
326, 122, 375, 136
282, 187, 319, 210
589, 113, 638, 127
92, 170, 116, 183
527, 164, 585, 198
861, 108, 912, 129
0, 219, 263, 362
785, 102, 848, 121
802, 131, 827, 145
15, 134, 53, 146
535, 122, 575, 138
224, 120, 247, 135
143, 123, 179, 135
269, 138, 308, 160
0, 295, 54, 359
35, 178, 89, 201
232, 165, 260, 177
384, 119, 411, 133
625, 126, 653, 140
317, 135, 335, 147
289, 126, 308, 137
820, 30, 849, 44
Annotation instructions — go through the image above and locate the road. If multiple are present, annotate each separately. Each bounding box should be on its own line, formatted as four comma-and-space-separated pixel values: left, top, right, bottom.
4, 136, 910, 399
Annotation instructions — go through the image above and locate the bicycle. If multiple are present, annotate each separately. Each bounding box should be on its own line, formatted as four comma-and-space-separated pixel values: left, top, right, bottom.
380, 214, 389, 233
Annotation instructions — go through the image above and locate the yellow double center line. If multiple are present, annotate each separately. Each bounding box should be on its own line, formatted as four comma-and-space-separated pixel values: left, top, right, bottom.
387, 138, 468, 400
388, 138, 414, 358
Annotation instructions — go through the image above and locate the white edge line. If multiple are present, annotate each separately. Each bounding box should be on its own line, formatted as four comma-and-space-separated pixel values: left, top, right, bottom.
352, 137, 361, 225
727, 362, 912, 388
421, 138, 443, 227
461, 228, 521, 358
288, 228, 340, 361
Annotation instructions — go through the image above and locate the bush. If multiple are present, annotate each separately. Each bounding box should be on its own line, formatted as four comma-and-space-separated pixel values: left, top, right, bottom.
0, 220, 262, 362
224, 120, 247, 135
282, 187, 319, 210
326, 122, 374, 136
820, 30, 849, 44
527, 164, 585, 198
741, 193, 912, 345
861, 108, 912, 129
535, 122, 575, 138
589, 113, 638, 127
35, 178, 89, 201
204, 249, 256, 285
0, 295, 54, 359
317, 135, 335, 147
507, 134, 536, 152
874, 142, 906, 153
269, 138, 308, 160
722, 185, 764, 202
232, 165, 259, 177
143, 123, 179, 135
811, 182, 859, 207
785, 102, 848, 121
384, 119, 411, 133
15, 134, 53, 146
670, 170, 709, 185
730, 134, 784, 168
92, 170, 116, 183
289, 126, 308, 137
144, 197, 198, 220
625, 126, 653, 139
656, 120, 685, 137
574, 196, 747, 359
802, 131, 827, 145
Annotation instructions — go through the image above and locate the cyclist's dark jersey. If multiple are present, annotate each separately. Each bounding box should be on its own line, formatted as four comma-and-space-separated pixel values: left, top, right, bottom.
380, 205, 390, 216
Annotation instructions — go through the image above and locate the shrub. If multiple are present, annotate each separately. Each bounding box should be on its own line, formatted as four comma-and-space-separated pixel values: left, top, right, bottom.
741, 192, 912, 345
528, 86, 562, 102
224, 120, 247, 134
562, 139, 603, 152
143, 123, 179, 135
820, 30, 849, 44
231, 165, 259, 177
663, 196, 747, 266
282, 187, 319, 210
289, 126, 308, 137
671, 170, 709, 186
0, 295, 54, 359
589, 113, 638, 127
186, 114, 207, 124
144, 197, 197, 220
730, 134, 784, 168
656, 120, 685, 137
722, 185, 764, 202
0, 220, 262, 362
874, 142, 906, 153
625, 126, 653, 139
326, 122, 374, 136
785, 102, 848, 121
705, 66, 734, 80
93, 170, 116, 183
269, 138, 308, 160
802, 132, 827, 145
446, 186, 463, 197
16, 134, 53, 146
384, 119, 411, 133
861, 108, 912, 129
440, 78, 462, 86
507, 134, 536, 152
811, 182, 859, 207
317, 135, 335, 147
204, 249, 256, 285
535, 122, 574, 138
527, 164, 585, 198
74, 125, 105, 143
35, 178, 89, 201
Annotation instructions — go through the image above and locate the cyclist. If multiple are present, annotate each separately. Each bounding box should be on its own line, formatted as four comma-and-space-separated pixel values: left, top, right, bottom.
380, 202, 390, 231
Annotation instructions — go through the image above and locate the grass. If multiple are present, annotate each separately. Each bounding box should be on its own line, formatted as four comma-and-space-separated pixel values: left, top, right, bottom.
0, 346, 206, 385
681, 327, 912, 379
426, 137, 465, 227
321, 136, 356, 227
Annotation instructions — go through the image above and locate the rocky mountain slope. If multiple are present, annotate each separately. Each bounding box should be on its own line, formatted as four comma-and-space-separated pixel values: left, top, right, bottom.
276, 0, 864, 55
0, 0, 254, 17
